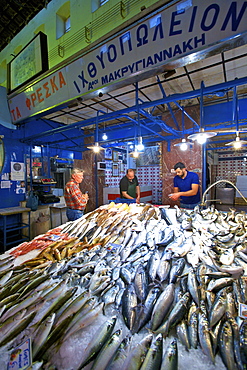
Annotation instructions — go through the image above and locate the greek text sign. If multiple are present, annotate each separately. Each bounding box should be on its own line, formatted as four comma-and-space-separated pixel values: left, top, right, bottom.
8, 0, 247, 123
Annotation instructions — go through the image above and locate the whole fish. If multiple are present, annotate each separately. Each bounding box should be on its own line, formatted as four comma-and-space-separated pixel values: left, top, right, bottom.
122, 333, 153, 370
187, 268, 200, 306
135, 286, 160, 332
156, 292, 190, 337
150, 283, 175, 331
62, 302, 104, 341
140, 333, 163, 370
54, 290, 89, 327
160, 338, 178, 370
219, 320, 237, 370
176, 320, 190, 350
0, 291, 41, 322
0, 311, 36, 348
0, 270, 13, 286
106, 336, 131, 370
91, 329, 122, 370
226, 313, 245, 370
122, 284, 138, 331
133, 264, 148, 302
198, 311, 215, 363
32, 313, 56, 358
77, 316, 117, 369
169, 258, 185, 284
34, 314, 75, 361
188, 310, 198, 349
239, 320, 247, 365
209, 288, 226, 328
147, 250, 160, 282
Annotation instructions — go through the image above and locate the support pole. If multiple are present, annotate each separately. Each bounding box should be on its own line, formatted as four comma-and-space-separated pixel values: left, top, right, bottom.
201, 82, 207, 195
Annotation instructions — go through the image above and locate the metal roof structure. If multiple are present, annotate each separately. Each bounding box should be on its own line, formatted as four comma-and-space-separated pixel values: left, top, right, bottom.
2, 1, 247, 152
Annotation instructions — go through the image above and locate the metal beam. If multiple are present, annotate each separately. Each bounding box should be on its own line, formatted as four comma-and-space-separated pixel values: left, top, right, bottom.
21, 76, 247, 144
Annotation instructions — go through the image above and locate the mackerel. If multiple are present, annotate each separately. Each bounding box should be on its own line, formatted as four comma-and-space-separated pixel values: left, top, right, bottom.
160, 338, 178, 370
106, 336, 131, 370
150, 283, 175, 331
0, 311, 36, 348
77, 316, 117, 369
219, 320, 236, 370
0, 291, 41, 322
122, 333, 153, 370
63, 302, 104, 341
198, 311, 215, 363
91, 329, 122, 370
121, 283, 138, 331
140, 333, 163, 370
32, 313, 56, 358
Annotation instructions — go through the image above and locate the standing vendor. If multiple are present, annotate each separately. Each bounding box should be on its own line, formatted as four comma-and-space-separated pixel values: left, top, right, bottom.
169, 162, 200, 209
64, 168, 89, 221
119, 169, 140, 204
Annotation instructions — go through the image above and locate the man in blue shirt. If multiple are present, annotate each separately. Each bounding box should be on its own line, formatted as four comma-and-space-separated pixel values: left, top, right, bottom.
169, 162, 201, 209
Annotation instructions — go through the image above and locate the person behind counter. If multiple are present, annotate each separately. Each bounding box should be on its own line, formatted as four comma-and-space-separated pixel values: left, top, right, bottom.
64, 168, 89, 221
169, 162, 200, 209
119, 168, 140, 204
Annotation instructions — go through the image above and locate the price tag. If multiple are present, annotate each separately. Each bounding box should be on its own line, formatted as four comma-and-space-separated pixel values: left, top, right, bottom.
47, 234, 61, 241
239, 302, 247, 319
7, 338, 32, 370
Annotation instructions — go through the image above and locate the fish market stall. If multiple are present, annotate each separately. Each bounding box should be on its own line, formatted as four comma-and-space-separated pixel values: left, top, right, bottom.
0, 202, 247, 370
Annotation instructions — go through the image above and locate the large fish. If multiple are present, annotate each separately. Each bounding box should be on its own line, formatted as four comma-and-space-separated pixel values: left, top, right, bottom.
77, 316, 117, 369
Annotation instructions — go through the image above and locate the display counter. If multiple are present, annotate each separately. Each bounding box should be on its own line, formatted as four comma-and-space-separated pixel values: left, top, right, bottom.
103, 185, 152, 204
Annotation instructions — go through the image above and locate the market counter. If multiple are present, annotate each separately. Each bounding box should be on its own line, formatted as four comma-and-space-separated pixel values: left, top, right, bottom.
103, 185, 152, 204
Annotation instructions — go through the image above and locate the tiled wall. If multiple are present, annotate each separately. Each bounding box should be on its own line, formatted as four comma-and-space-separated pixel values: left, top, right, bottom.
104, 165, 162, 204
216, 150, 247, 186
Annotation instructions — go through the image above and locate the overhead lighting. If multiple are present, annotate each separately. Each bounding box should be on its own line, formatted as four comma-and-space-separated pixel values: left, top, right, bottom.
136, 136, 144, 151
188, 128, 217, 144
87, 142, 104, 153
102, 133, 108, 141
130, 150, 139, 158
225, 132, 247, 149
174, 138, 193, 151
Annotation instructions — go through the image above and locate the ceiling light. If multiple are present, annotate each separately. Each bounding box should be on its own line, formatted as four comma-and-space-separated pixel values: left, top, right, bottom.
130, 150, 139, 158
188, 128, 217, 144
136, 136, 144, 151
225, 132, 247, 149
87, 142, 104, 153
102, 133, 108, 141
174, 138, 193, 151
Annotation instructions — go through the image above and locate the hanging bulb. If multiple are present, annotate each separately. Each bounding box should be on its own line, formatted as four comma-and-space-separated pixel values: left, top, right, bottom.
233, 136, 242, 149
188, 128, 217, 144
136, 136, 144, 151
87, 142, 104, 153
132, 151, 139, 158
174, 138, 191, 151
180, 141, 188, 151
225, 132, 247, 149
102, 133, 108, 140
196, 134, 207, 144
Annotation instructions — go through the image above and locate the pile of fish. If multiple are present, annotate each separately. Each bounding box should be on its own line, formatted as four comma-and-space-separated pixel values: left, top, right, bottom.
0, 202, 247, 369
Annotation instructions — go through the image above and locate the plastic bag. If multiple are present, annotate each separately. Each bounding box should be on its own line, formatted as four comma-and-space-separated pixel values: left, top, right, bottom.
26, 191, 39, 211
